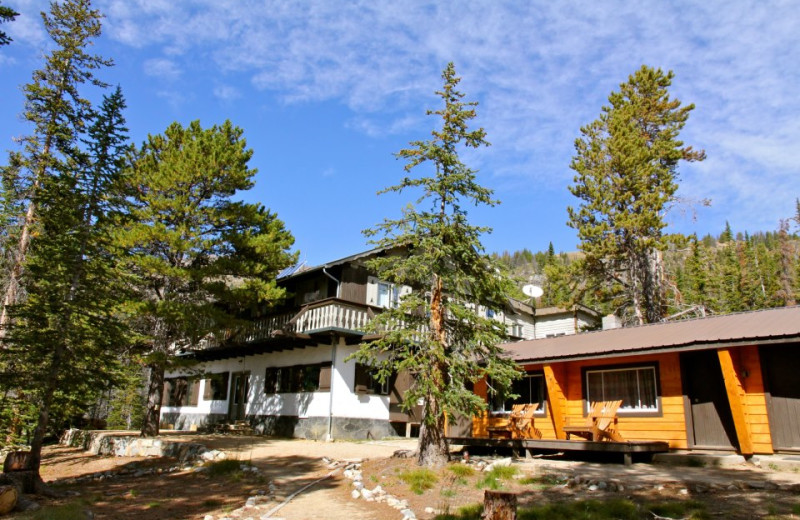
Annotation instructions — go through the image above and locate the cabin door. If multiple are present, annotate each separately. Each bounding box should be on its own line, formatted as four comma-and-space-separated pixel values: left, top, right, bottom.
761, 345, 800, 451
228, 371, 250, 421
681, 350, 738, 450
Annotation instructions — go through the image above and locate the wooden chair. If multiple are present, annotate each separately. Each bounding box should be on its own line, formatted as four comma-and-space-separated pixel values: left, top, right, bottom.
563, 400, 624, 442
487, 403, 542, 439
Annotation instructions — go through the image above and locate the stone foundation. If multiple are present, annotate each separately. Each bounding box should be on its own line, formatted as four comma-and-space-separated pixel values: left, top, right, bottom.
159, 412, 228, 431
60, 429, 210, 462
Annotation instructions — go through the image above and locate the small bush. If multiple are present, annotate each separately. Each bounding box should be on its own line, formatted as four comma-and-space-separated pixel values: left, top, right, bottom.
25, 503, 86, 520
476, 465, 518, 490
447, 464, 475, 478
206, 459, 246, 477
434, 503, 482, 520
398, 468, 438, 495
518, 499, 638, 520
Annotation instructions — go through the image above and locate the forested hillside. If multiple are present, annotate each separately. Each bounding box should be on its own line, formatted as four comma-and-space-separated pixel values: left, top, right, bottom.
496, 221, 800, 321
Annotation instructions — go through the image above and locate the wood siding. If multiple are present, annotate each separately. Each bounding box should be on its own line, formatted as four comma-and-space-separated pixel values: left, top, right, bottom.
469, 347, 780, 454
340, 265, 368, 304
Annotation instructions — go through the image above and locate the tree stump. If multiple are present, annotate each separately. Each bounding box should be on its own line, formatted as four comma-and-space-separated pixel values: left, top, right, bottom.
2, 451, 31, 473
0, 485, 18, 515
483, 490, 517, 520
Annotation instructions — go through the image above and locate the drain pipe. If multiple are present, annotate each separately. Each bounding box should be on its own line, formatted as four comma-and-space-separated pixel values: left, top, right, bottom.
326, 335, 337, 441
322, 267, 340, 298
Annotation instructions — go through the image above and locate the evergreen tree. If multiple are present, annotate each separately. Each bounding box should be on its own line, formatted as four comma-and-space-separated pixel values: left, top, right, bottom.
1, 88, 131, 479
567, 65, 705, 325
354, 63, 519, 467
0, 0, 111, 337
0, 2, 17, 47
119, 120, 296, 437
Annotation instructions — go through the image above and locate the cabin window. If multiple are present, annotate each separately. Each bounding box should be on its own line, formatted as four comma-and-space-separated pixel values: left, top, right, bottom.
354, 363, 390, 395
264, 363, 332, 394
367, 277, 410, 308
203, 372, 229, 401
585, 364, 659, 414
489, 373, 546, 416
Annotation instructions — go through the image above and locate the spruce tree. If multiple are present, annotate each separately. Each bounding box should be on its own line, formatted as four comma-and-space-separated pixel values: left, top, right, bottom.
353, 63, 519, 467
0, 2, 17, 47
119, 120, 296, 436
568, 65, 705, 325
2, 87, 131, 479
0, 0, 111, 337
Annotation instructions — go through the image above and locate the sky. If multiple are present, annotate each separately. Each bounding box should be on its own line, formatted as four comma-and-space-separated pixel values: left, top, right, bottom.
1, 1, 798, 266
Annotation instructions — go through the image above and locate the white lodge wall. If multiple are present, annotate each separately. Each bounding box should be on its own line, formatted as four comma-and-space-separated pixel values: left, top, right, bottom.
161, 342, 392, 435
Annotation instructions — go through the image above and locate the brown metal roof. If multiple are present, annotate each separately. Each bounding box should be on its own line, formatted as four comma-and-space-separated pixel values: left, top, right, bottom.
503, 306, 800, 364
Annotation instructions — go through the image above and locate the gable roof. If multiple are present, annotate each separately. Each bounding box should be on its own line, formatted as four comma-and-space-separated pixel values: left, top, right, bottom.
504, 306, 800, 364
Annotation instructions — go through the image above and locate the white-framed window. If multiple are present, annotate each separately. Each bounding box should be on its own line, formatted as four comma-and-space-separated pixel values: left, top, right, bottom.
489, 373, 546, 416
367, 277, 409, 308
377, 281, 398, 308
584, 364, 659, 414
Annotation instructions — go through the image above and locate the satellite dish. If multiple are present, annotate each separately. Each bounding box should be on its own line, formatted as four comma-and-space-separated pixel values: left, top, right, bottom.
522, 284, 543, 298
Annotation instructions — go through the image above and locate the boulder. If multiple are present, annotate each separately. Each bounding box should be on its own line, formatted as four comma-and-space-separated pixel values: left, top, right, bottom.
3, 451, 31, 473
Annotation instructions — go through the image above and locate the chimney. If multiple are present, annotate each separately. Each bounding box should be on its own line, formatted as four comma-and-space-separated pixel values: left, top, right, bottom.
602, 314, 622, 330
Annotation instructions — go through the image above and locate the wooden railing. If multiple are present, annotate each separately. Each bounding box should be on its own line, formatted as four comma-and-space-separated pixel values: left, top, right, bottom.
291, 298, 374, 334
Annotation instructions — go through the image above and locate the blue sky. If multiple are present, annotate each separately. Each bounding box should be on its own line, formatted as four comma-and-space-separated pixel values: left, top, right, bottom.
1, 1, 798, 266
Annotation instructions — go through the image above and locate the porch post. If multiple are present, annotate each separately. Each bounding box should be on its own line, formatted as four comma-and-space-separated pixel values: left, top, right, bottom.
543, 364, 566, 440
717, 348, 754, 456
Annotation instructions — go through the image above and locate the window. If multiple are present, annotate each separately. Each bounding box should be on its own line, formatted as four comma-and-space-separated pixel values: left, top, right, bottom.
163, 377, 200, 406
377, 282, 399, 308
354, 363, 390, 395
265, 363, 331, 394
585, 364, 659, 414
489, 373, 546, 415
203, 372, 229, 401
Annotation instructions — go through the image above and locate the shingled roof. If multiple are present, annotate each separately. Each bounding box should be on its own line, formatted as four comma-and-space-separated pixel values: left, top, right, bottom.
503, 306, 800, 364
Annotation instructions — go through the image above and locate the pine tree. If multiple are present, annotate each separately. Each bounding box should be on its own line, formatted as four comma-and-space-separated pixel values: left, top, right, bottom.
0, 2, 17, 47
0, 0, 111, 338
119, 120, 296, 437
353, 63, 519, 467
568, 65, 705, 325
1, 88, 131, 479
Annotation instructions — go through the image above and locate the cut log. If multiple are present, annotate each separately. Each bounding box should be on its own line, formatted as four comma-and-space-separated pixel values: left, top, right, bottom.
3, 451, 31, 473
483, 490, 517, 520
0, 485, 18, 515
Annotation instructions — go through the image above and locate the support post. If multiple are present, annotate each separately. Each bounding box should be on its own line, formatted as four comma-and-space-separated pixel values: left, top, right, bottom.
543, 364, 566, 439
717, 348, 754, 456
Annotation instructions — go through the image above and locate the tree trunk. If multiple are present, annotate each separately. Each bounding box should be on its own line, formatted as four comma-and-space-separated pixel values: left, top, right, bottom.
141, 363, 164, 437
26, 339, 65, 476
417, 394, 449, 467
483, 490, 517, 520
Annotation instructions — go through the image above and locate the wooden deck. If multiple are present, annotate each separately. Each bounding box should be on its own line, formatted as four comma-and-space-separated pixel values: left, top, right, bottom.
445, 436, 670, 465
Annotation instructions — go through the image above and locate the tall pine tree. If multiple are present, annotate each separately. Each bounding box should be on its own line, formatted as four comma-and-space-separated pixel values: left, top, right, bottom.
119, 120, 296, 436
568, 65, 705, 325
353, 63, 519, 467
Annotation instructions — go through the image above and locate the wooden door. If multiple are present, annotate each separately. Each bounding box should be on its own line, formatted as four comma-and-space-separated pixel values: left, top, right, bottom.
228, 371, 250, 421
681, 351, 738, 450
761, 345, 800, 451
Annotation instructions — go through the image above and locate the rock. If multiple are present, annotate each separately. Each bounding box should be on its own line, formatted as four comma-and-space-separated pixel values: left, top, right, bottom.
351, 490, 360, 499
588, 485, 598, 491
386, 496, 400, 508
493, 457, 513, 468
204, 515, 215, 520
3, 451, 31, 473
353, 480, 364, 491
0, 485, 18, 515
401, 508, 416, 519
360, 488, 374, 501
393, 450, 415, 459
372, 485, 383, 495
15, 496, 40, 513
596, 481, 607, 490
679, 489, 689, 495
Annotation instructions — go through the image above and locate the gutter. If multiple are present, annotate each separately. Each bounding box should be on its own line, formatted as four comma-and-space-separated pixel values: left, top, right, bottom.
322, 267, 341, 298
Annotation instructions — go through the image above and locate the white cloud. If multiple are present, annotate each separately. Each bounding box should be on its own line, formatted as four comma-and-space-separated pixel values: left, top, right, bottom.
213, 85, 240, 102
143, 57, 181, 80
93, 0, 800, 233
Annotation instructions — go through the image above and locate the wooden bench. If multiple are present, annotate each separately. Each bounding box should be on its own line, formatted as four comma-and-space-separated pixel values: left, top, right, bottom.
563, 400, 624, 442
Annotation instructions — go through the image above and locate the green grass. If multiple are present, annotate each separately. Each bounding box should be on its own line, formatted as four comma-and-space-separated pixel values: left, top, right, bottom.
476, 465, 518, 490
435, 499, 641, 520
398, 468, 439, 495
447, 464, 475, 478
22, 503, 87, 520
792, 504, 800, 515
646, 500, 709, 520
146, 501, 162, 508
519, 474, 565, 489
205, 459, 247, 478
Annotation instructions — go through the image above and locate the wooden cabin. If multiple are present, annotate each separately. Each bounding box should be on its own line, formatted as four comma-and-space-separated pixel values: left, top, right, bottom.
465, 306, 800, 456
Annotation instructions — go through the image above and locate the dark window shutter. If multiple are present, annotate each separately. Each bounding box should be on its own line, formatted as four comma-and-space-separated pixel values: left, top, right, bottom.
265, 368, 278, 394
318, 363, 332, 391
162, 379, 172, 406
203, 377, 213, 400
174, 378, 188, 406
355, 364, 369, 394
188, 378, 200, 406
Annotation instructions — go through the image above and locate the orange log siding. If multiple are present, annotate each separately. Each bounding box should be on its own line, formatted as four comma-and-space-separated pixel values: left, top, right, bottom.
470, 347, 777, 454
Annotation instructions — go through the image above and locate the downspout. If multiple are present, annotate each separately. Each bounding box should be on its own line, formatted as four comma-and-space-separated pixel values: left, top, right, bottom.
326, 336, 337, 441
322, 267, 340, 298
